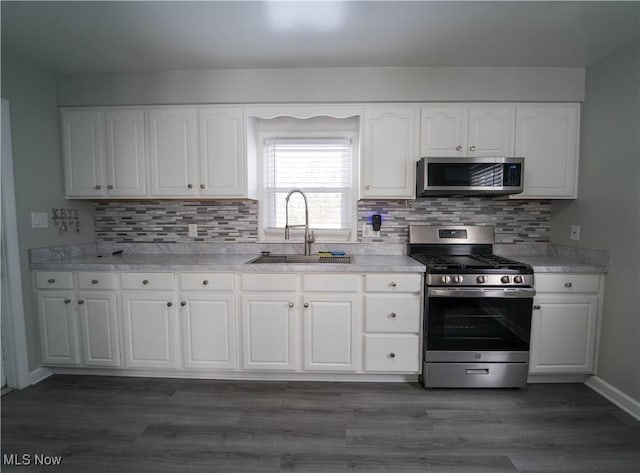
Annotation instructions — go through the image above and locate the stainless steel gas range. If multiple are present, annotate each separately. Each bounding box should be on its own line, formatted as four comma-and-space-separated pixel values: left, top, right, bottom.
408, 225, 535, 388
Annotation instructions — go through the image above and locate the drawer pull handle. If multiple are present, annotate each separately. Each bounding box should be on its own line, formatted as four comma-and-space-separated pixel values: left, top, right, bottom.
78, 300, 85, 305
167, 302, 173, 307
202, 280, 209, 285
466, 368, 489, 375
390, 282, 397, 288
288, 302, 294, 308
455, 145, 462, 152
64, 299, 71, 304
565, 282, 573, 288
180, 301, 187, 307
142, 279, 149, 285
107, 184, 114, 190
388, 352, 396, 359
48, 278, 55, 284
469, 145, 476, 152
187, 184, 193, 189
389, 312, 397, 318
304, 302, 309, 308
533, 305, 541, 310
91, 279, 99, 285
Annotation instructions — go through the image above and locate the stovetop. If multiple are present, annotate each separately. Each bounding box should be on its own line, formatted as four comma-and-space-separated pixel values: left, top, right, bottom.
410, 253, 533, 274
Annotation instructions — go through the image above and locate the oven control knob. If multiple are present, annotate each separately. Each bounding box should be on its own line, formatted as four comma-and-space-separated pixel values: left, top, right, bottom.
452, 275, 463, 284
476, 275, 487, 284
501, 276, 511, 284
514, 275, 524, 284
440, 275, 451, 284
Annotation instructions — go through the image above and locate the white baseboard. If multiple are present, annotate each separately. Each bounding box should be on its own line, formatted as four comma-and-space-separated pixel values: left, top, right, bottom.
586, 375, 640, 421
29, 367, 53, 385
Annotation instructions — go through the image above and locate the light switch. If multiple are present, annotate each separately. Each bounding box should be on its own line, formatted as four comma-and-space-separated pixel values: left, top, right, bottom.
31, 211, 49, 228
570, 224, 581, 241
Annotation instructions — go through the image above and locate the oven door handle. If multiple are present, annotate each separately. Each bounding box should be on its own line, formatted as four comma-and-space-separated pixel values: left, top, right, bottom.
428, 287, 536, 298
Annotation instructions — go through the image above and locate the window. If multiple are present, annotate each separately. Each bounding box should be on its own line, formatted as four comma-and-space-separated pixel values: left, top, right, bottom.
258, 118, 358, 242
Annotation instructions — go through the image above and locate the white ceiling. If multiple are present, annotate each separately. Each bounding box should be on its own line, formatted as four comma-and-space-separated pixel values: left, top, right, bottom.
2, 1, 639, 75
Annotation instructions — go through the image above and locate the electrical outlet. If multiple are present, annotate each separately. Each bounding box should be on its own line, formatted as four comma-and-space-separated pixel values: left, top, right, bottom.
31, 211, 49, 228
570, 224, 581, 241
362, 224, 380, 238
188, 224, 198, 237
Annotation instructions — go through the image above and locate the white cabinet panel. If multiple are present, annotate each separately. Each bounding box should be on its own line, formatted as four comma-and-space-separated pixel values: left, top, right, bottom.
78, 291, 120, 367
77, 272, 118, 290
121, 293, 177, 369
179, 273, 234, 291
420, 104, 466, 157
302, 274, 360, 292
121, 273, 175, 291
362, 106, 418, 198
148, 107, 198, 196
37, 291, 80, 365
467, 105, 515, 156
35, 271, 74, 290
534, 274, 600, 294
363, 334, 420, 372
241, 294, 296, 370
241, 273, 297, 292
303, 295, 360, 371
364, 294, 421, 333
364, 273, 422, 293
514, 104, 580, 199
105, 109, 147, 196
181, 295, 235, 370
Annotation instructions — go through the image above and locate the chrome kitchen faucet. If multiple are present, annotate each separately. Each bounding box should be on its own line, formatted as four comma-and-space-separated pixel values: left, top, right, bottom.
284, 189, 315, 256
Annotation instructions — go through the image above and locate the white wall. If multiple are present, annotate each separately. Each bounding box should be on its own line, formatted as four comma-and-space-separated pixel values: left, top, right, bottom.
1, 53, 95, 372
550, 39, 640, 402
56, 66, 585, 106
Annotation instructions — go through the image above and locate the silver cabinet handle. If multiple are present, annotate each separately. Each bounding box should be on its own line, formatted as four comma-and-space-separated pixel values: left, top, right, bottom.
142, 279, 149, 285
565, 282, 573, 288
187, 184, 193, 189
91, 279, 99, 285
390, 282, 397, 288
533, 305, 541, 310
288, 302, 294, 308
167, 302, 173, 307
64, 299, 71, 304
107, 184, 114, 190
180, 301, 187, 307
455, 145, 462, 151
364, 185, 370, 190
389, 312, 397, 318
200, 184, 206, 189
202, 280, 209, 285
469, 145, 476, 151
48, 278, 56, 284
303, 302, 309, 308
388, 352, 396, 359
95, 185, 102, 190
78, 300, 85, 305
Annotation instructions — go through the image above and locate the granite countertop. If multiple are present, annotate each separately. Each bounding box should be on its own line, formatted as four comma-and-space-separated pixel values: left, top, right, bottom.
29, 253, 426, 273
511, 255, 608, 273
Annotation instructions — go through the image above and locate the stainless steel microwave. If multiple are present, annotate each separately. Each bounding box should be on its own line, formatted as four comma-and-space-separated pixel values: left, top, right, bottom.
416, 157, 524, 197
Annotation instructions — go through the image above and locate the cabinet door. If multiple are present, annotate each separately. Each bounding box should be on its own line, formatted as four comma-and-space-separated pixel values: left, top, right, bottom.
529, 294, 598, 374
303, 295, 360, 371
362, 106, 418, 198
61, 109, 105, 197
241, 294, 296, 370
420, 105, 466, 157
199, 107, 245, 197
514, 104, 580, 198
105, 109, 147, 197
77, 291, 121, 367
181, 294, 236, 370
467, 105, 515, 156
37, 291, 80, 365
148, 107, 197, 196
121, 293, 177, 369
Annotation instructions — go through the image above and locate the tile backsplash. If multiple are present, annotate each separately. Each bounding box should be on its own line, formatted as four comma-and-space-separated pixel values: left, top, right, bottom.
94, 198, 550, 244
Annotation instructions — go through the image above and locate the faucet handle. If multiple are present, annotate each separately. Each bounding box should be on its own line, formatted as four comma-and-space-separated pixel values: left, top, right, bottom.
307, 230, 315, 243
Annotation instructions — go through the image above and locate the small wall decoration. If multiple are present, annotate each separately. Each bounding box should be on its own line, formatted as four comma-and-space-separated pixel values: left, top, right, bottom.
52, 208, 80, 235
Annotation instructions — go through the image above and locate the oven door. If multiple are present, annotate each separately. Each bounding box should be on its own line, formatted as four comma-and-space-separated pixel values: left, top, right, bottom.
425, 287, 535, 363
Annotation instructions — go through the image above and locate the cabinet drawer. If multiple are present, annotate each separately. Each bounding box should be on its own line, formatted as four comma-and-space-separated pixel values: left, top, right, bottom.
121, 273, 175, 291
365, 274, 422, 293
303, 274, 359, 292
363, 334, 420, 372
364, 295, 421, 333
180, 273, 234, 291
77, 272, 118, 290
241, 273, 297, 292
35, 271, 74, 290
535, 274, 600, 293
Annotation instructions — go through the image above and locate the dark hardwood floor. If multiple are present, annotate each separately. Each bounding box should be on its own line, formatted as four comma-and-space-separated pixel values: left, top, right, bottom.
2, 375, 639, 472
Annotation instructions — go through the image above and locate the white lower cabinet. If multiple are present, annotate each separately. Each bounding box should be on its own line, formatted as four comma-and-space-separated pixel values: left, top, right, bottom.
77, 291, 121, 367
121, 292, 178, 369
37, 290, 80, 365
529, 273, 602, 375
364, 335, 420, 372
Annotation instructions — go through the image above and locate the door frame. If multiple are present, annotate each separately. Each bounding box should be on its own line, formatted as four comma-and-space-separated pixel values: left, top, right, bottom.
1, 98, 31, 388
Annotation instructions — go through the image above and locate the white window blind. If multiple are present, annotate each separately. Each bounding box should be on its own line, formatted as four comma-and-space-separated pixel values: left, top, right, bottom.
263, 138, 353, 232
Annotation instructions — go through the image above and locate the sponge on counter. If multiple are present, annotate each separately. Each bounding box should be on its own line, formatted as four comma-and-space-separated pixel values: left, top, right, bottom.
318, 251, 347, 256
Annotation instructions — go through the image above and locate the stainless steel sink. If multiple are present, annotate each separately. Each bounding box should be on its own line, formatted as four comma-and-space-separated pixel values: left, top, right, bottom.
247, 254, 351, 264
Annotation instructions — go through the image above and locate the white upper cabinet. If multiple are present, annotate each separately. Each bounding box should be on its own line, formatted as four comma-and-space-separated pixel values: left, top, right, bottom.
148, 107, 198, 196
62, 108, 147, 198
513, 104, 580, 199
199, 107, 245, 196
105, 109, 147, 197
62, 109, 106, 198
362, 106, 418, 199
420, 104, 515, 157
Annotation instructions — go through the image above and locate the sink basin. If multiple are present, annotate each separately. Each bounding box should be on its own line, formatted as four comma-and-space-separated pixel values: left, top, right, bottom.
247, 254, 351, 264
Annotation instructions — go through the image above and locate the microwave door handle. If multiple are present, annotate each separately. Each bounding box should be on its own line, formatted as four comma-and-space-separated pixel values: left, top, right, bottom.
428, 288, 536, 298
